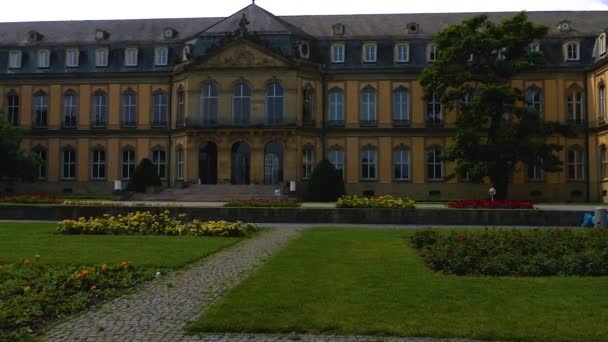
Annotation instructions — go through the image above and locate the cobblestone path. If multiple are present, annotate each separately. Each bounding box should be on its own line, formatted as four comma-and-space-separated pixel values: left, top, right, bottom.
43, 226, 478, 342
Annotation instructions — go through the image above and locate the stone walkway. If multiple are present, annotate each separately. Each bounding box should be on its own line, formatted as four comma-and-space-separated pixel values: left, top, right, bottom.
42, 226, 479, 342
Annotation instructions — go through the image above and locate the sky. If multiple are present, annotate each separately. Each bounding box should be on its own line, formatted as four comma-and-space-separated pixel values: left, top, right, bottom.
1, 0, 608, 22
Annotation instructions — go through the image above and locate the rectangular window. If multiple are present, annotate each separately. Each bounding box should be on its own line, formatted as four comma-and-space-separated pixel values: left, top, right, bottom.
527, 164, 544, 181
9, 50, 22, 69
122, 93, 137, 127
426, 149, 443, 180
568, 149, 585, 181
66, 49, 79, 67
152, 92, 168, 127
361, 149, 377, 180
328, 89, 344, 126
331, 44, 345, 63
95, 48, 109, 67
37, 50, 50, 68
155, 47, 168, 66
566, 42, 580, 61
63, 93, 77, 128
91, 150, 106, 180
302, 148, 315, 180
125, 48, 138, 66
177, 149, 184, 179
328, 149, 344, 178
360, 88, 377, 125
121, 150, 135, 179
395, 44, 409, 62
567, 90, 584, 124
393, 149, 410, 180
6, 94, 19, 125
600, 86, 606, 122
427, 92, 442, 126
177, 91, 185, 127
92, 93, 107, 127
62, 149, 76, 180
153, 150, 166, 178
33, 93, 48, 128
363, 44, 377, 63
392, 88, 410, 125
35, 149, 47, 180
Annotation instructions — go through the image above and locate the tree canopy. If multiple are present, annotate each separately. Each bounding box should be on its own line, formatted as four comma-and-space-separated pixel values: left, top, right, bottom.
0, 117, 39, 181
419, 12, 572, 199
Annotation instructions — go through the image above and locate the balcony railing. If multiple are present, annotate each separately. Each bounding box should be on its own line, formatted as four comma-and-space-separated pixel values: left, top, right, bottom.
184, 117, 296, 128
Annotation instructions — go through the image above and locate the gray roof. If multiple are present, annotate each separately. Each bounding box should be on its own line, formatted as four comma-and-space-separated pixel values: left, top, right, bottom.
0, 5, 607, 46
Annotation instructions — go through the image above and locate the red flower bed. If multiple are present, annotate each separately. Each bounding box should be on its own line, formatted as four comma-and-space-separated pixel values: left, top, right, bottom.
447, 199, 534, 209
0, 194, 63, 204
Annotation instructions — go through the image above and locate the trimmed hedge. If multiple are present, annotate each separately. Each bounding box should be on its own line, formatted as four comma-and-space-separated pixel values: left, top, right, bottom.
336, 195, 415, 209
127, 158, 161, 193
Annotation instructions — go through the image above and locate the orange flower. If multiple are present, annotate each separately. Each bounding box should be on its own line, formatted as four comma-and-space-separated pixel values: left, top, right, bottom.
120, 261, 128, 269
75, 273, 82, 279
80, 270, 89, 276
23, 259, 30, 266
0, 264, 4, 270
101, 263, 108, 271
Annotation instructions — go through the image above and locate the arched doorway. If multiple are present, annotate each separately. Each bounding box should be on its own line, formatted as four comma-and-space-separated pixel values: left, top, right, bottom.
264, 141, 283, 185
199, 142, 217, 184
231, 141, 250, 185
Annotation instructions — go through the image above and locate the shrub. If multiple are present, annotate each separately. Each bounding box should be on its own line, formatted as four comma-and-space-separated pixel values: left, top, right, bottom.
56, 211, 257, 237
411, 228, 608, 276
127, 158, 161, 193
0, 258, 154, 341
0, 194, 63, 204
336, 195, 415, 209
305, 160, 346, 202
224, 199, 301, 208
447, 199, 534, 209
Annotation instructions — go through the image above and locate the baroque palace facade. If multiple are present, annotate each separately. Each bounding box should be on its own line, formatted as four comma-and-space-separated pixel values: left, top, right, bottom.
3, 3, 608, 202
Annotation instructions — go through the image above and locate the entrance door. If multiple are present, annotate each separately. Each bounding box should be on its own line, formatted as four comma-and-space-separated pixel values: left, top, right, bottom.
231, 142, 251, 185
199, 142, 217, 184
264, 141, 283, 185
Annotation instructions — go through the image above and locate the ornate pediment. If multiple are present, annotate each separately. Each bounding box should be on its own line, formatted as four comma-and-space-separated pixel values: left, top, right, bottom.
198, 41, 290, 69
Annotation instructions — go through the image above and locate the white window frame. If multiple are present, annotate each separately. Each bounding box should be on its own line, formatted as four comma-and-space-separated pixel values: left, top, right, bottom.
331, 43, 345, 63
393, 148, 411, 181
601, 146, 608, 179
527, 163, 544, 182
564, 41, 580, 61
37, 49, 50, 68
302, 148, 315, 180
600, 33, 607, 56
121, 149, 136, 180
529, 42, 541, 53
392, 87, 410, 124
362, 43, 377, 63
328, 88, 344, 124
600, 84, 606, 122
525, 88, 542, 116
65, 48, 79, 67
9, 50, 22, 69
91, 149, 106, 180
124, 47, 138, 67
152, 149, 166, 179
62, 149, 76, 180
176, 148, 184, 179
567, 88, 584, 124
427, 43, 438, 62
360, 86, 377, 124
426, 148, 443, 181
394, 43, 409, 63
568, 148, 585, 181
360, 148, 377, 180
95, 48, 109, 67
427, 92, 442, 124
154, 46, 168, 66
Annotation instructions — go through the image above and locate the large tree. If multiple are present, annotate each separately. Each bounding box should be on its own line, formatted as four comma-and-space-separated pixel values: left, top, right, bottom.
0, 117, 39, 181
420, 12, 572, 199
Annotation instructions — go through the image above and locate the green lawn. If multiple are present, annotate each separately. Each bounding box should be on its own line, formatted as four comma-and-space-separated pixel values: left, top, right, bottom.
0, 222, 241, 267
190, 228, 608, 342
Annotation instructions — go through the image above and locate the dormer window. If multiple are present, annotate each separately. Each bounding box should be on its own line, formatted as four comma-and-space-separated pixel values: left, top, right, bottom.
600, 33, 607, 56
37, 49, 50, 68
558, 21, 572, 32
298, 42, 310, 59
333, 23, 345, 36
406, 22, 419, 34
182, 44, 193, 61
95, 48, 109, 67
95, 29, 109, 41
331, 43, 345, 63
395, 42, 409, 63
427, 43, 438, 62
9, 50, 22, 69
155, 47, 168, 66
163, 28, 176, 39
124, 48, 138, 66
65, 48, 79, 67
362, 43, 377, 63
564, 41, 580, 61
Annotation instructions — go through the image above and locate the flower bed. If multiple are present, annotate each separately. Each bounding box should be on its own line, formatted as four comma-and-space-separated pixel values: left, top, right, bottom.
224, 199, 301, 208
411, 228, 608, 276
56, 211, 257, 237
336, 195, 415, 209
0, 194, 63, 204
0, 257, 154, 341
447, 199, 534, 209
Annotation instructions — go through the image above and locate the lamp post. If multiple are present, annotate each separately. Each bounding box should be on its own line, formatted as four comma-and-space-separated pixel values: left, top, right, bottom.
489, 188, 496, 203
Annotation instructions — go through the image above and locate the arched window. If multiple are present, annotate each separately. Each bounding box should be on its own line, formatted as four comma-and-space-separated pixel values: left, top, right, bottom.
33, 91, 49, 128
121, 149, 136, 179
600, 145, 607, 179
527, 160, 544, 181
567, 88, 584, 124
264, 141, 284, 185
201, 83, 219, 125
177, 88, 185, 127
393, 147, 410, 181
33, 147, 47, 180
525, 88, 542, 116
152, 149, 166, 179
303, 87, 314, 123
568, 147, 585, 181
61, 148, 76, 180
426, 92, 442, 126
92, 90, 107, 127
122, 90, 137, 127
426, 147, 443, 180
395, 43, 409, 63
328, 148, 344, 178
233, 83, 251, 125
360, 86, 377, 126
331, 43, 345, 63
328, 88, 344, 126
362, 43, 377, 63
360, 147, 377, 180
266, 82, 284, 124
392, 87, 410, 125
302, 147, 315, 180
91, 148, 106, 180
176, 147, 184, 179
152, 91, 168, 127
62, 90, 78, 128
599, 83, 606, 122
6, 92, 19, 125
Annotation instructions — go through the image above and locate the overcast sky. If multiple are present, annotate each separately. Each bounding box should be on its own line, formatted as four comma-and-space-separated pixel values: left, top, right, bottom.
1, 0, 608, 22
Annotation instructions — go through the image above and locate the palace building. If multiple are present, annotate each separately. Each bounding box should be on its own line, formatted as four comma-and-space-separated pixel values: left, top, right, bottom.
3, 3, 608, 202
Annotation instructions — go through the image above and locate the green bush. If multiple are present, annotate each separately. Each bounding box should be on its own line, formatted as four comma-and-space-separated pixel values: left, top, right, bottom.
336, 195, 416, 209
224, 199, 300, 208
305, 159, 346, 202
127, 158, 161, 193
0, 258, 154, 341
411, 228, 608, 276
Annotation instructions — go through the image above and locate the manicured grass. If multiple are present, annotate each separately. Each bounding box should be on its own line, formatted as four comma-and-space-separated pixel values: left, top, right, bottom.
0, 222, 241, 267
190, 228, 608, 342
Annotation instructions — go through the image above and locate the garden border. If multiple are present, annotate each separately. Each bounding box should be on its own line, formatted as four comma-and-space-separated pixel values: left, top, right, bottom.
0, 205, 584, 226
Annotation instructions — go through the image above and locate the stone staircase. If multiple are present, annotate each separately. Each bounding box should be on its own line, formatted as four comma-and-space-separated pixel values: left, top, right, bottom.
129, 184, 281, 202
